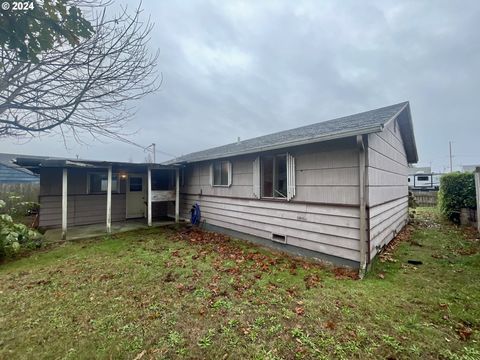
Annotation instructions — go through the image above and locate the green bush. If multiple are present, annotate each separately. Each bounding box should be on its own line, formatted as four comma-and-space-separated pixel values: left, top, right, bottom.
0, 200, 42, 259
0, 192, 40, 221
438, 172, 476, 222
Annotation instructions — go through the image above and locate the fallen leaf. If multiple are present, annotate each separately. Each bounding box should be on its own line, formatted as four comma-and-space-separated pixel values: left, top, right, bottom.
133, 350, 146, 360
324, 320, 336, 330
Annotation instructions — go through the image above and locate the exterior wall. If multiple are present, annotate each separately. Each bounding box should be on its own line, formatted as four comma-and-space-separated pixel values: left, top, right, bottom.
367, 119, 409, 260
39, 194, 126, 227
180, 138, 362, 264
38, 167, 127, 227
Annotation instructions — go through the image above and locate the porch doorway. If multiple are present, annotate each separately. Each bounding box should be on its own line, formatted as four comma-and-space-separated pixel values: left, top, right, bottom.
126, 174, 146, 218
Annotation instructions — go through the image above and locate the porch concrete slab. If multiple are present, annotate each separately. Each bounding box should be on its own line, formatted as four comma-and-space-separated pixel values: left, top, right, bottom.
44, 220, 175, 242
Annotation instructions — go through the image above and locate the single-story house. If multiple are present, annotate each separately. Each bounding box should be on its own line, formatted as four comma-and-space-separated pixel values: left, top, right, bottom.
0, 153, 39, 183
14, 157, 181, 240
15, 101, 418, 271
166, 101, 417, 271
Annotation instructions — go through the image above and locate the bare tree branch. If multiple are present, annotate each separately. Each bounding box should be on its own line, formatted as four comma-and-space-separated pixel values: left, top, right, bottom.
0, 1, 160, 141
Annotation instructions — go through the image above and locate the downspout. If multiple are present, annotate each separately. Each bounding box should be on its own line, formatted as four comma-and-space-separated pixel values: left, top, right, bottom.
357, 135, 368, 278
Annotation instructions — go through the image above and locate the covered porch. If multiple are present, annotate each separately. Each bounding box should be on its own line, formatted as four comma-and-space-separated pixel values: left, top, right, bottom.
14, 157, 183, 240
44, 218, 176, 242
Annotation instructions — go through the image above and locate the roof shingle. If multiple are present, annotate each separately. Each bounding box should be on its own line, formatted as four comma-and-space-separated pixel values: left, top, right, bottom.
166, 101, 417, 164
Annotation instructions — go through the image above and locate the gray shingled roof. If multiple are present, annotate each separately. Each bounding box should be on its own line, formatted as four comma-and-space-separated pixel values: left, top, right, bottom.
166, 101, 418, 164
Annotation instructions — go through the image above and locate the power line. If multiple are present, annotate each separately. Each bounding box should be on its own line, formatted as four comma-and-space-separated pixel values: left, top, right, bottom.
100, 133, 177, 160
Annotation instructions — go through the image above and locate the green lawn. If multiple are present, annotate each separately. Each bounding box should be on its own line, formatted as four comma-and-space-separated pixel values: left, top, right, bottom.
1, 208, 479, 359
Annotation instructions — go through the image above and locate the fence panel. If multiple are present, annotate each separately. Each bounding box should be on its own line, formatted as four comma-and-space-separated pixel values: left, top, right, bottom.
411, 190, 438, 207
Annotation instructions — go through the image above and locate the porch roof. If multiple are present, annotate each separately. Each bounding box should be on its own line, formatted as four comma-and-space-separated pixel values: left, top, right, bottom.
14, 156, 178, 174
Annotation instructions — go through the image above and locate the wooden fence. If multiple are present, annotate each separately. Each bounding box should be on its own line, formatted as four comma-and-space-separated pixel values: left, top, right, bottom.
411, 190, 438, 207
0, 183, 40, 208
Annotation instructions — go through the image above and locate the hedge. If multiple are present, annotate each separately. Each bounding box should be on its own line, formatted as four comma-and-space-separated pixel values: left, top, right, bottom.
438, 172, 476, 221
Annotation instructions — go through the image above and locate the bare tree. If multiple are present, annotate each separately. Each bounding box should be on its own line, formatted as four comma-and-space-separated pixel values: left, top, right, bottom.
0, 1, 160, 141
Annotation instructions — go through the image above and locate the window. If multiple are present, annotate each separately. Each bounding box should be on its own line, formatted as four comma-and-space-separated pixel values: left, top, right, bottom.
129, 177, 143, 192
417, 176, 429, 181
88, 173, 119, 193
212, 161, 231, 186
261, 154, 287, 198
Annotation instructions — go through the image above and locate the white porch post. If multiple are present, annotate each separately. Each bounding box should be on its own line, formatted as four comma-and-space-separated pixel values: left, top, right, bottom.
147, 166, 152, 226
61, 168, 68, 240
106, 165, 112, 234
175, 168, 180, 223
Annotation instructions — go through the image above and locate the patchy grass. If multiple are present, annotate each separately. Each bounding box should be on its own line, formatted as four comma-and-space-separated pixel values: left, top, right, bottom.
1, 208, 479, 359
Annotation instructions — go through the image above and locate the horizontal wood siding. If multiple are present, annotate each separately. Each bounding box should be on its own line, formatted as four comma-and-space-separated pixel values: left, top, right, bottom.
180, 194, 360, 262
181, 139, 360, 206
39, 194, 126, 227
367, 118, 409, 259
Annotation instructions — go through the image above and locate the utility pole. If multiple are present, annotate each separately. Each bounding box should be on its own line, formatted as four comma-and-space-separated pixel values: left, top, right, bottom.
145, 143, 156, 163
449, 141, 453, 172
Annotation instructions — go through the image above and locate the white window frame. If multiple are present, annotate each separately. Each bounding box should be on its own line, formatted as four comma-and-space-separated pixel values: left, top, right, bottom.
87, 172, 120, 194
254, 153, 295, 201
210, 160, 232, 187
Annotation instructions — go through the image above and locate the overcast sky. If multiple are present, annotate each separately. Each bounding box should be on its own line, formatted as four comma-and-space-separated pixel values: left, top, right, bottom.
2, 0, 479, 172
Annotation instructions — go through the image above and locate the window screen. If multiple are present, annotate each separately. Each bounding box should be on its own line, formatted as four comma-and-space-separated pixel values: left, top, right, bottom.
417, 176, 429, 181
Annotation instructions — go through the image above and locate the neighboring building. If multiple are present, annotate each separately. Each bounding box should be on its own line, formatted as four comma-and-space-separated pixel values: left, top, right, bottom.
167, 101, 418, 270
462, 165, 479, 173
408, 166, 431, 175
0, 153, 39, 183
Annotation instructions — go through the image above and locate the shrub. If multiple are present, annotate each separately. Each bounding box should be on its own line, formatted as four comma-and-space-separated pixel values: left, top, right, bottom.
438, 172, 476, 222
0, 191, 40, 220
0, 200, 42, 259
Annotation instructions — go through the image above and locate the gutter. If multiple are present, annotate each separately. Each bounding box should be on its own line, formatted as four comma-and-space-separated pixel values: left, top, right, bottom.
356, 134, 368, 278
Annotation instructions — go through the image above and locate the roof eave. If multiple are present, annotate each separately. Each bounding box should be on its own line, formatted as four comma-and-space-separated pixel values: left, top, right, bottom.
168, 125, 384, 164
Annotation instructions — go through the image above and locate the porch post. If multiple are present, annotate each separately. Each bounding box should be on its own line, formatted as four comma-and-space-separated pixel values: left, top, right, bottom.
106, 165, 112, 234
61, 167, 68, 240
147, 166, 152, 226
175, 168, 180, 223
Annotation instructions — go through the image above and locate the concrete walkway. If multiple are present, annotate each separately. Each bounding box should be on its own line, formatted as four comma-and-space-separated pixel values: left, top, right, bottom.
44, 219, 175, 242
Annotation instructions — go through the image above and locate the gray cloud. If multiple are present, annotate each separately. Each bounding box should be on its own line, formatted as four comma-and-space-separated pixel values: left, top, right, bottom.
2, 0, 479, 172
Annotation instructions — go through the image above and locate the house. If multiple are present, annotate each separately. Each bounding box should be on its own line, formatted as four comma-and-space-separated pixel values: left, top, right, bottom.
0, 153, 39, 183
167, 101, 417, 271
14, 157, 181, 240
14, 101, 418, 271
